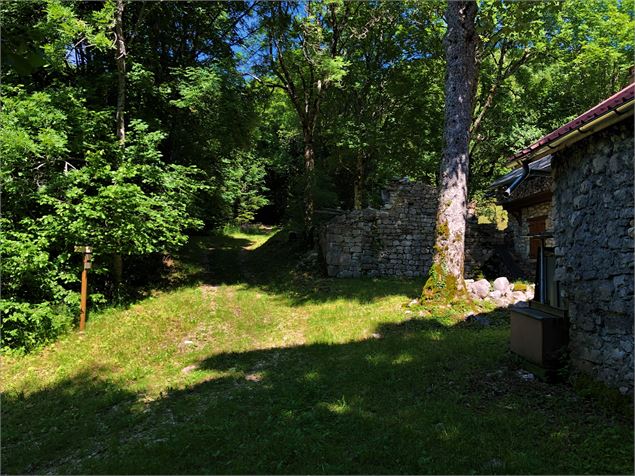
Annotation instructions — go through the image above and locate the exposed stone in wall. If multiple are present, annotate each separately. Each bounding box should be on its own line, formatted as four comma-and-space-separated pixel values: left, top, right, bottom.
507, 175, 552, 202
319, 180, 506, 279
501, 176, 554, 277
552, 121, 634, 393
319, 181, 437, 278
506, 200, 554, 276
464, 218, 505, 277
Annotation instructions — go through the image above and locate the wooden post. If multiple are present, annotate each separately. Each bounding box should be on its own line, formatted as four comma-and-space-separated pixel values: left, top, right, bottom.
76, 246, 92, 332
79, 254, 89, 331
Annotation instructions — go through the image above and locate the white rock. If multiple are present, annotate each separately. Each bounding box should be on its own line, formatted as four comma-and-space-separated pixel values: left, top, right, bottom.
489, 290, 502, 299
493, 277, 511, 295
512, 291, 527, 303
517, 369, 535, 381
469, 279, 491, 299
494, 297, 509, 308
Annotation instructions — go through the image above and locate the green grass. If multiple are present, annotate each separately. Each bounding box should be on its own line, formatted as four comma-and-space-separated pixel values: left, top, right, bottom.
2, 230, 633, 474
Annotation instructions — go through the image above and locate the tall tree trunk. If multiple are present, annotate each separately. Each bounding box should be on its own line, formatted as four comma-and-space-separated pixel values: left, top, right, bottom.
353, 151, 365, 210
112, 254, 123, 291
303, 126, 315, 242
424, 0, 478, 300
115, 0, 126, 145
113, 0, 127, 289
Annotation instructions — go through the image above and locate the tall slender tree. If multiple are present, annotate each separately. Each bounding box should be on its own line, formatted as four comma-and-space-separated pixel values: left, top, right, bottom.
112, 0, 127, 288
114, 0, 126, 145
256, 0, 349, 240
424, 0, 478, 300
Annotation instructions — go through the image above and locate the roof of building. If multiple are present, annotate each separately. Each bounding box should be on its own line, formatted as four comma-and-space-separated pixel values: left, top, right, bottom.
509, 83, 635, 164
489, 155, 552, 190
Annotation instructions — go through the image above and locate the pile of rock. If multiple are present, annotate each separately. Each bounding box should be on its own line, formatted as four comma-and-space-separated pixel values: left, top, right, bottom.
466, 276, 535, 307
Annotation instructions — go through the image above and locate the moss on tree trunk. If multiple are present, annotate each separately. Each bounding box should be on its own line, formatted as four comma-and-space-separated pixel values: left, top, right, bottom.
423, 0, 477, 302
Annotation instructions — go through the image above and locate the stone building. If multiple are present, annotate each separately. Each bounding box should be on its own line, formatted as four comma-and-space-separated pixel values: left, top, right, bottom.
490, 156, 554, 277
501, 83, 634, 392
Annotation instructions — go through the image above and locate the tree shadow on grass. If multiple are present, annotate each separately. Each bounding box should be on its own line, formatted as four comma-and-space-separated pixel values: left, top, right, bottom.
1, 366, 139, 474
186, 230, 425, 306
117, 230, 425, 308
106, 234, 254, 307
3, 313, 632, 475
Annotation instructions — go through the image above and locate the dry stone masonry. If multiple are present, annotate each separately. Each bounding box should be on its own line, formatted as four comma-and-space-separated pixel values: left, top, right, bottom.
319, 180, 506, 279
552, 122, 634, 393
507, 201, 553, 260
319, 181, 437, 278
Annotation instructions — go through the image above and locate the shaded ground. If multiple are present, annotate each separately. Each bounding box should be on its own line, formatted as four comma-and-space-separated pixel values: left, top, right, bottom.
1, 230, 633, 474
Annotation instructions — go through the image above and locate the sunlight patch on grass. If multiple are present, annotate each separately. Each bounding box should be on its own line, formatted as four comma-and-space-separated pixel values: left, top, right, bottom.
365, 352, 390, 366
323, 396, 352, 415
392, 352, 415, 365
303, 370, 320, 382
435, 422, 460, 442
423, 329, 444, 341
1, 229, 633, 475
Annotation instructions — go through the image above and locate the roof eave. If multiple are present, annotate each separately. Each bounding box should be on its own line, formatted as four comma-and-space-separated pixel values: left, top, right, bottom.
509, 96, 634, 167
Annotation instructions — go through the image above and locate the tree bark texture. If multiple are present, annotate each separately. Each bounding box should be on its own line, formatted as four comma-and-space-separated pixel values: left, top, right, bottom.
113, 0, 127, 288
115, 0, 127, 145
303, 127, 316, 240
425, 0, 477, 299
353, 151, 365, 210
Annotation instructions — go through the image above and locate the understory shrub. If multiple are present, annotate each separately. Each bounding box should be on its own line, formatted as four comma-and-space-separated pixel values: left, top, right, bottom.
0, 86, 205, 352
0, 301, 74, 354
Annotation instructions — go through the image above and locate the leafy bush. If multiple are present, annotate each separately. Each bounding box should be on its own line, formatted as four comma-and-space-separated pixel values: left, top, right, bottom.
0, 86, 205, 352
0, 301, 74, 355
0, 221, 77, 353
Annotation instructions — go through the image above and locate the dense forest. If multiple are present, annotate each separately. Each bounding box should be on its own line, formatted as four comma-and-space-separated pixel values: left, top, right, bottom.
2, 0, 633, 352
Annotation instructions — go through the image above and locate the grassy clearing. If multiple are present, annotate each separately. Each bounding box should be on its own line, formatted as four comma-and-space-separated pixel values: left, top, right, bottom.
1, 230, 633, 474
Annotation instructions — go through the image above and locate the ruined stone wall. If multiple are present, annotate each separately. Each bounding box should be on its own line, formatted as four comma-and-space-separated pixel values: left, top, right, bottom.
319, 181, 437, 278
464, 220, 505, 277
320, 180, 505, 279
552, 121, 634, 393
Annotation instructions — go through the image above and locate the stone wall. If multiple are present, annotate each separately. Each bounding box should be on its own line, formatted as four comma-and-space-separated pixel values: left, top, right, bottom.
319, 181, 437, 278
551, 121, 634, 393
506, 200, 554, 274
464, 219, 506, 277
502, 176, 554, 277
507, 175, 552, 202
319, 180, 505, 279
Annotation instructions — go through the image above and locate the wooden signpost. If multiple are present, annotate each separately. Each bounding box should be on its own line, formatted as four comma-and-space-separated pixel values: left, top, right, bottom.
74, 246, 93, 331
